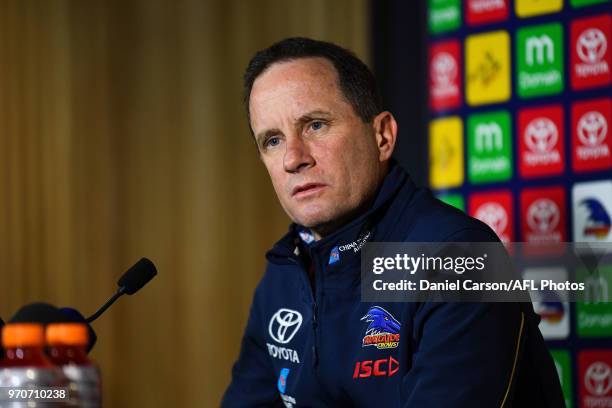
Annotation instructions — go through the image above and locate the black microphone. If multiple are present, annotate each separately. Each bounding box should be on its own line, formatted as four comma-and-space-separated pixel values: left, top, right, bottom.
86, 257, 157, 323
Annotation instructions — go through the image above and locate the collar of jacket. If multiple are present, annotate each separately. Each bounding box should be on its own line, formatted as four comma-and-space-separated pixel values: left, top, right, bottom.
265, 159, 415, 273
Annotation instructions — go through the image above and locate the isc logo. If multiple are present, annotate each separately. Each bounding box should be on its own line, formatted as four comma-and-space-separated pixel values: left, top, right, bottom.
353, 356, 399, 379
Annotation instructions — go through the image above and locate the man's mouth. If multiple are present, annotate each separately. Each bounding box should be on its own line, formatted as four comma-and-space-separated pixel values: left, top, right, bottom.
292, 183, 327, 199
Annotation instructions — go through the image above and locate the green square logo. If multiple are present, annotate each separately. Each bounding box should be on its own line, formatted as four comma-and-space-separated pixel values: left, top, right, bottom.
516, 23, 564, 98
437, 193, 465, 211
428, 0, 461, 34
576, 265, 612, 337
550, 350, 573, 408
467, 111, 512, 183
571, 0, 610, 7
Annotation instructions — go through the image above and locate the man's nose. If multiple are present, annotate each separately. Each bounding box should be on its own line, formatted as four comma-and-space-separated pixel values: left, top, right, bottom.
283, 136, 314, 173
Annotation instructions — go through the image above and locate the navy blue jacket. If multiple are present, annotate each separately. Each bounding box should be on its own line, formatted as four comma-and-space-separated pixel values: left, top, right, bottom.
222, 162, 564, 407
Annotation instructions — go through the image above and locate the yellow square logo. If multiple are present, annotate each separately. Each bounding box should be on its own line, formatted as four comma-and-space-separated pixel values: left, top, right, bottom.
429, 116, 464, 189
515, 0, 563, 18
465, 31, 511, 106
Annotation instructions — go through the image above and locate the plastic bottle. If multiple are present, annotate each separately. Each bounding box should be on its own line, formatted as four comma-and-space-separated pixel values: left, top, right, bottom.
46, 323, 101, 407
0, 323, 69, 407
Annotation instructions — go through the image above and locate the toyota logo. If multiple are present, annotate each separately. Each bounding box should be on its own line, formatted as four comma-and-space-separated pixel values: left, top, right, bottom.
432, 52, 457, 87
527, 199, 559, 234
475, 203, 508, 236
268, 308, 303, 344
585, 361, 612, 396
578, 111, 608, 147
577, 28, 607, 64
525, 118, 558, 153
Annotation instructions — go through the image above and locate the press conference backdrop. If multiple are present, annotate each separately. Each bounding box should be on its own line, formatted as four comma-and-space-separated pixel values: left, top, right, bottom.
425, 1, 612, 407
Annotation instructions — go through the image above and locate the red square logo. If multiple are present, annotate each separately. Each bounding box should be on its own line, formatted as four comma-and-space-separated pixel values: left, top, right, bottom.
469, 190, 514, 242
572, 98, 612, 173
520, 186, 567, 243
429, 40, 462, 112
571, 14, 612, 90
518, 105, 565, 178
465, 0, 509, 26
579, 350, 612, 408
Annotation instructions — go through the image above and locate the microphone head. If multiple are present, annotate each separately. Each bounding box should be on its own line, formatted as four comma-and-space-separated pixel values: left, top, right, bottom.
9, 302, 67, 324
117, 257, 157, 295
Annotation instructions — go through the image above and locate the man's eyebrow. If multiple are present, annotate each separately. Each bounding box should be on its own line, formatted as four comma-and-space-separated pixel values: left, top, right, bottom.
255, 129, 281, 146
254, 110, 334, 145
297, 110, 333, 122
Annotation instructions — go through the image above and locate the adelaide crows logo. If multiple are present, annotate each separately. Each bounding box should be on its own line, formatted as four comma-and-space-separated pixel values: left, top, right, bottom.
581, 198, 611, 239
361, 306, 401, 349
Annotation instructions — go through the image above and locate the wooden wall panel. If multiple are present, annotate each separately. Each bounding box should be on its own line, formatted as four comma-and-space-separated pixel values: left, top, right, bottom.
0, 1, 368, 405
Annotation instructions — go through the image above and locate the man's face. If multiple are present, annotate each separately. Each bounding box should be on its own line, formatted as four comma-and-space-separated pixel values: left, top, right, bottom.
249, 57, 385, 236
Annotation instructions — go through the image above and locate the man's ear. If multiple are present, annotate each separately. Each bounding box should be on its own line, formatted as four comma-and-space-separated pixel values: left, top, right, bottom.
372, 111, 398, 162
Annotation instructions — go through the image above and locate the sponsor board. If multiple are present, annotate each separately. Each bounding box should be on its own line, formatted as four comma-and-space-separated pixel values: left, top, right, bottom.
430, 116, 464, 189
428, 0, 461, 34
515, 0, 563, 18
572, 98, 612, 173
429, 40, 462, 111
467, 110, 513, 183
524, 268, 570, 340
516, 23, 564, 98
571, 14, 611, 90
465, 31, 511, 106
437, 193, 465, 211
469, 190, 514, 242
571, 0, 610, 6
551, 350, 574, 408
518, 105, 565, 178
465, 0, 508, 26
573, 180, 612, 242
579, 350, 612, 407
576, 266, 612, 337
520, 186, 567, 243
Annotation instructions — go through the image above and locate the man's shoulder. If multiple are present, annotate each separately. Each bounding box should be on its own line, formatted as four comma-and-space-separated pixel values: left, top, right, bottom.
396, 186, 499, 243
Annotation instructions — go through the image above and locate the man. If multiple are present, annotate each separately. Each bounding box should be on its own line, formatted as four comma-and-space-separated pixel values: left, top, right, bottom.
222, 37, 564, 407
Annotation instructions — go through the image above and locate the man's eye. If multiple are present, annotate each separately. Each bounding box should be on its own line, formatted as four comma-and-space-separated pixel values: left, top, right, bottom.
265, 137, 281, 148
310, 121, 324, 131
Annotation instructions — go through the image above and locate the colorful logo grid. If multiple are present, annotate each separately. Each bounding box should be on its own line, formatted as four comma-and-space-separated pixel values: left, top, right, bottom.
516, 22, 565, 98
428, 0, 462, 34
430, 40, 462, 111
437, 193, 465, 211
570, 14, 612, 90
515, 0, 563, 18
429, 116, 464, 189
571, 0, 611, 6
571, 98, 612, 173
520, 186, 567, 243
465, 30, 511, 106
467, 110, 513, 183
550, 350, 574, 408
518, 104, 565, 178
578, 350, 612, 407
468, 190, 514, 242
427, 1, 612, 405
576, 266, 612, 337
465, 0, 509, 26
572, 180, 612, 242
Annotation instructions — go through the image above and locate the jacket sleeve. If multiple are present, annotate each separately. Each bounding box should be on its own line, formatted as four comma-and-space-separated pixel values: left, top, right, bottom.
400, 226, 561, 407
401, 301, 526, 407
221, 285, 283, 407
